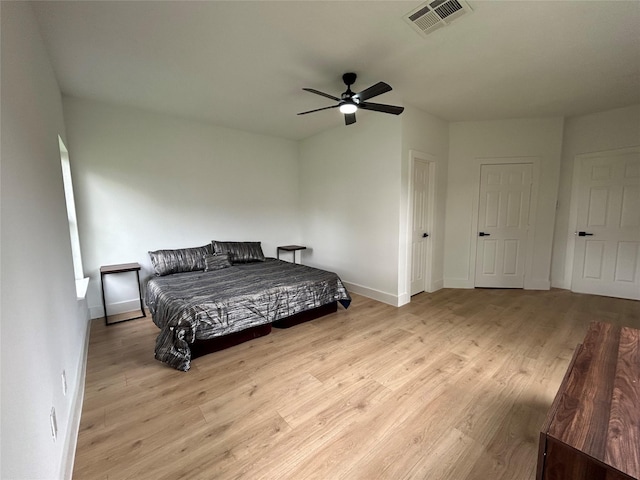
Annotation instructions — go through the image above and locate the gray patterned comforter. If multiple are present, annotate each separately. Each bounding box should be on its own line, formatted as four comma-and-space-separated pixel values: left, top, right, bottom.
146, 258, 351, 370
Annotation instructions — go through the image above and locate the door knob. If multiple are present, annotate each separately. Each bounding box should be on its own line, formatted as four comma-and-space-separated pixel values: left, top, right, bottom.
478, 232, 491, 237
577, 231, 594, 237
422, 233, 429, 238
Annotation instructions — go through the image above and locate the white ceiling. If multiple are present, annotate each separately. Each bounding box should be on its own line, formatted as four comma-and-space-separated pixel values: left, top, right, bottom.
32, 1, 640, 140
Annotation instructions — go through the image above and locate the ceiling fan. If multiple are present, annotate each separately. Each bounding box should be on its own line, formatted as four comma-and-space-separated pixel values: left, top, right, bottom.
298, 73, 404, 125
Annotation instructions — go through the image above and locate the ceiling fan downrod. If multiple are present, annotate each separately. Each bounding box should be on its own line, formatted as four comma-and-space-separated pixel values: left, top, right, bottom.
342, 73, 357, 100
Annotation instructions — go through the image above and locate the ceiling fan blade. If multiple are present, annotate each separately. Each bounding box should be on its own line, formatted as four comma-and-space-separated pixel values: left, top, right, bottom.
303, 88, 341, 102
298, 105, 340, 115
344, 113, 356, 125
354, 82, 392, 102
359, 102, 404, 115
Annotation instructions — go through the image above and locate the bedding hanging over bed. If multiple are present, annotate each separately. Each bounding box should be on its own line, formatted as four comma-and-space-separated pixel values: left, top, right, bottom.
146, 258, 351, 371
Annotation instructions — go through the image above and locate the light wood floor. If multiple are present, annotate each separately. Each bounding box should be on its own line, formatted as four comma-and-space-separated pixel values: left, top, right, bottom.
73, 289, 640, 480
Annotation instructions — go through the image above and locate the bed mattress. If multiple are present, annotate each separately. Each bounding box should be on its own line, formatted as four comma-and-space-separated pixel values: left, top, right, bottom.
146, 258, 351, 370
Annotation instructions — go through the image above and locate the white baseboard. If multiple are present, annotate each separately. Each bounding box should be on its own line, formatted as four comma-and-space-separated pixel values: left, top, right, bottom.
397, 292, 411, 307
551, 279, 570, 290
343, 282, 401, 307
524, 278, 551, 290
62, 298, 91, 480
428, 279, 444, 292
443, 278, 474, 289
89, 298, 143, 319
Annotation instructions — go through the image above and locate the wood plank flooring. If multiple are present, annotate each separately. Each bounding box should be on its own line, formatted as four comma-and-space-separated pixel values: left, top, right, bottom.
73, 289, 640, 480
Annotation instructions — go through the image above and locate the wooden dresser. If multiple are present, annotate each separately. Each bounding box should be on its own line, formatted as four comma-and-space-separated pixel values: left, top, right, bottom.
537, 321, 639, 480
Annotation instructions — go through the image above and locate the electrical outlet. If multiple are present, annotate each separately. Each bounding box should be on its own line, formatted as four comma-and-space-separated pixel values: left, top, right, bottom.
61, 370, 67, 396
50, 407, 58, 442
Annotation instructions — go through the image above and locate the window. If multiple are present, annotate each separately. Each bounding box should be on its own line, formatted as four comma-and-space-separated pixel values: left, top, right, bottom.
59, 136, 85, 285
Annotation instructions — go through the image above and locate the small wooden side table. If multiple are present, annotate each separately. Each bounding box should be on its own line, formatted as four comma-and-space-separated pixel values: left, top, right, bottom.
277, 245, 307, 264
100, 262, 146, 326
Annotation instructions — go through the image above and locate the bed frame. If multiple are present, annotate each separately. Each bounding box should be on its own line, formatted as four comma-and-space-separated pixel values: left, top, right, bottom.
190, 301, 337, 359
272, 301, 337, 328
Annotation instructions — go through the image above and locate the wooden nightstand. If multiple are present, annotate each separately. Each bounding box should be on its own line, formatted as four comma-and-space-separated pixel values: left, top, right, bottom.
277, 245, 307, 264
100, 262, 146, 325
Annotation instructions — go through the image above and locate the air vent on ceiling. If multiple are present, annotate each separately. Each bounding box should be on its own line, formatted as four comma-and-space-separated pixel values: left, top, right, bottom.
403, 0, 472, 37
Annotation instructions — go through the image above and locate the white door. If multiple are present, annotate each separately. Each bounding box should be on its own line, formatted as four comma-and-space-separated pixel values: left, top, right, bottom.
410, 158, 432, 296
475, 163, 532, 288
571, 150, 640, 300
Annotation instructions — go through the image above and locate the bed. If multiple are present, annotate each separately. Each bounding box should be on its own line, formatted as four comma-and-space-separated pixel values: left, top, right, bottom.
145, 242, 351, 371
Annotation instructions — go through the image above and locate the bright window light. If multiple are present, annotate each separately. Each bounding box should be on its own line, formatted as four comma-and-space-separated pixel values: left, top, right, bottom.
59, 136, 85, 281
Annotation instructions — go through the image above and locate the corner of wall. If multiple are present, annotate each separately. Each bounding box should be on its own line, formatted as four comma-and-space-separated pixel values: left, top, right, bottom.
524, 278, 551, 290
398, 292, 411, 307
443, 278, 474, 289
429, 279, 444, 292
344, 281, 403, 307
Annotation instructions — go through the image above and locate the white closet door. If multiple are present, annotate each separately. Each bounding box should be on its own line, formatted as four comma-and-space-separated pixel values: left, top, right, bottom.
571, 149, 640, 300
475, 163, 532, 288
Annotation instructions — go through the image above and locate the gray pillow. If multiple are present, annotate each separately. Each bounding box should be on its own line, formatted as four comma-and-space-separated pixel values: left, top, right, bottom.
211, 241, 265, 264
203, 253, 232, 271
148, 244, 212, 276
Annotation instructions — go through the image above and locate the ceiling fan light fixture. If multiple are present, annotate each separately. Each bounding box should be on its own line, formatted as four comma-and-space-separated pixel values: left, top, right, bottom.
339, 103, 358, 114
299, 73, 403, 125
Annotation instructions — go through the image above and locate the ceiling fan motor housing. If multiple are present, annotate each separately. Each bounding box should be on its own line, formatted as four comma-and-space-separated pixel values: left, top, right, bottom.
341, 73, 357, 100
342, 72, 357, 86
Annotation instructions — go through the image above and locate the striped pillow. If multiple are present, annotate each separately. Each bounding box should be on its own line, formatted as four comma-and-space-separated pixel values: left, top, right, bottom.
148, 244, 212, 276
203, 253, 232, 271
211, 241, 265, 264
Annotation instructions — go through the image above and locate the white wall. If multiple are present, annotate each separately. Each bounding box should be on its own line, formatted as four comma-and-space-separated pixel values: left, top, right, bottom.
299, 114, 403, 304
445, 117, 564, 289
62, 98, 300, 317
399, 106, 449, 303
551, 104, 640, 289
1, 3, 90, 479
